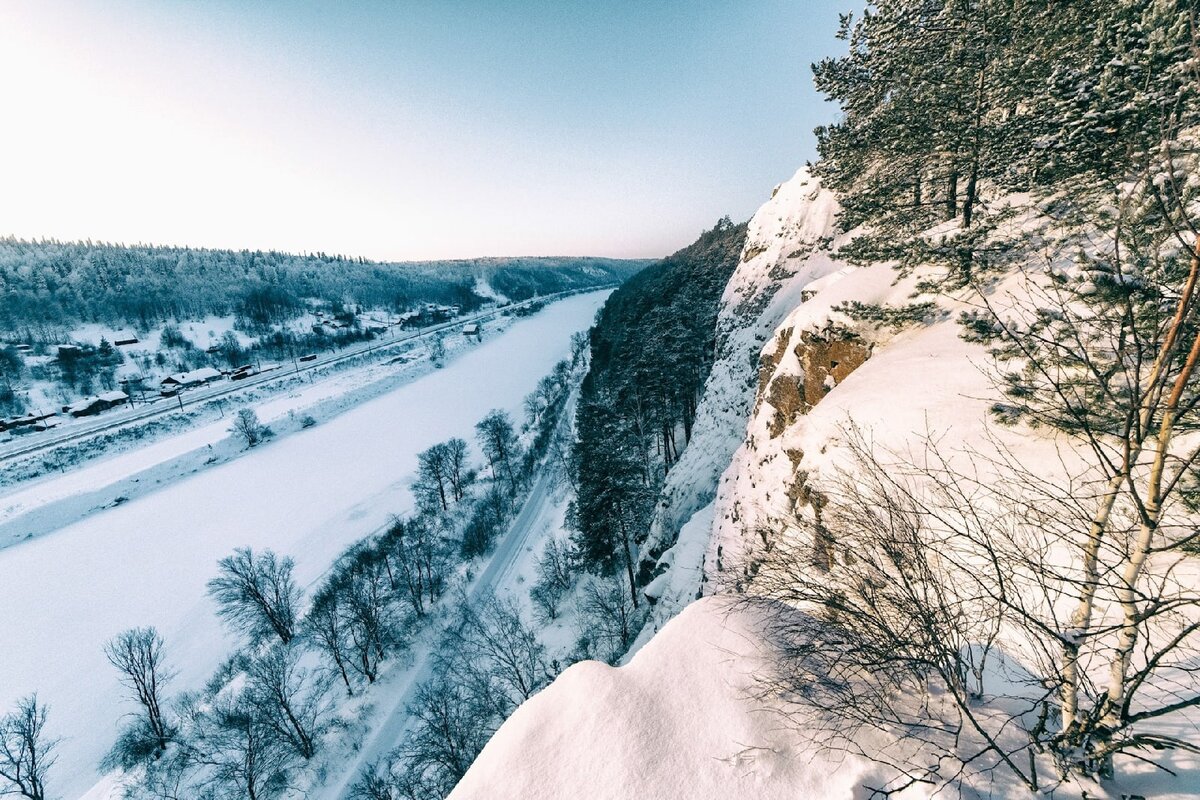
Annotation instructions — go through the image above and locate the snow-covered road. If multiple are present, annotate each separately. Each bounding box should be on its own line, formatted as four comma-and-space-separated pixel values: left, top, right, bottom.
0, 291, 607, 800
314, 387, 578, 800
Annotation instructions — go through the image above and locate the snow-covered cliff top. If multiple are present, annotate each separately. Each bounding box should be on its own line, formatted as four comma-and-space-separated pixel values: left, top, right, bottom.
449, 597, 898, 800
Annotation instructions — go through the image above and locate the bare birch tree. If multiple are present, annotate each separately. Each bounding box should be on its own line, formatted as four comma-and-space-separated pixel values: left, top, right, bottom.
0, 695, 57, 800
105, 627, 176, 759
745, 419, 1200, 791
958, 141, 1200, 774
244, 644, 333, 761
444, 595, 552, 711
207, 548, 300, 645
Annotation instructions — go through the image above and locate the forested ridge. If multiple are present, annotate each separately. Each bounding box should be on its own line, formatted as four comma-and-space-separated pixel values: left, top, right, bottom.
0, 237, 647, 327
571, 217, 746, 603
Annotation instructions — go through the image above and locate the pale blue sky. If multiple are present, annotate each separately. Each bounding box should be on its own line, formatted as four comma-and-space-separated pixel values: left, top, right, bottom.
0, 1, 848, 260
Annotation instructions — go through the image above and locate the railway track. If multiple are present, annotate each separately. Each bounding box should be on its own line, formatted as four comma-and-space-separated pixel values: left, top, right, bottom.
0, 290, 601, 464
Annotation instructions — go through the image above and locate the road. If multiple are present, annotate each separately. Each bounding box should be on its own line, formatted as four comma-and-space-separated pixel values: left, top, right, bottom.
314, 389, 578, 800
0, 289, 601, 464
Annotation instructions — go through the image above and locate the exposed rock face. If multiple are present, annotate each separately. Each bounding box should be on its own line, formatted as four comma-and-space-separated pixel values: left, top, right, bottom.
708, 234, 990, 594
757, 326, 791, 400
763, 330, 870, 438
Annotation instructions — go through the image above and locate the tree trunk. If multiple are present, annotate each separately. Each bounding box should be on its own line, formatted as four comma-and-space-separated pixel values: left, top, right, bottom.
616, 508, 640, 609
946, 166, 959, 220
1061, 471, 1125, 734
1104, 323, 1200, 728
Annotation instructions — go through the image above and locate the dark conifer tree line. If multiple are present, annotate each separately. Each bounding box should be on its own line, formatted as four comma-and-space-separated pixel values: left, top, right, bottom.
571, 217, 747, 604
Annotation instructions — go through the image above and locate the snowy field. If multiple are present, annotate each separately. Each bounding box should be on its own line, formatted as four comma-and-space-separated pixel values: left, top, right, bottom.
0, 291, 607, 800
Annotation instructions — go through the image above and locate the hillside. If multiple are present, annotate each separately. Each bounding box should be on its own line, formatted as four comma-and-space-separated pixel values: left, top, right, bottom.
0, 237, 647, 329
449, 596, 890, 800
572, 217, 747, 601
633, 168, 843, 630
448, 6, 1200, 798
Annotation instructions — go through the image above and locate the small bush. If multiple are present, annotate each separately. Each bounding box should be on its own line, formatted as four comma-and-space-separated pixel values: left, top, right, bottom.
230, 407, 271, 448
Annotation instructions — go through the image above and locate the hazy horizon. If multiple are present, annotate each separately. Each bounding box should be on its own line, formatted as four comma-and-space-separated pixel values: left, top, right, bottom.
1, 1, 847, 262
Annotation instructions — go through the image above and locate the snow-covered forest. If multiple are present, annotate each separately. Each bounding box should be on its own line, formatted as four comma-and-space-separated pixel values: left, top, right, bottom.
573, 217, 746, 606
0, 240, 639, 423
0, 238, 644, 328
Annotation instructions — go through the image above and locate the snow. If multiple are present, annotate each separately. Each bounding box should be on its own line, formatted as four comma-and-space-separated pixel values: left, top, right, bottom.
9, 157, 1199, 800
66, 316, 250, 354
708, 255, 1051, 578
696, 175, 1200, 798
451, 596, 916, 800
0, 316, 495, 542
164, 366, 223, 385
472, 277, 509, 305
310, 413, 583, 800
632, 502, 712, 645
0, 291, 608, 800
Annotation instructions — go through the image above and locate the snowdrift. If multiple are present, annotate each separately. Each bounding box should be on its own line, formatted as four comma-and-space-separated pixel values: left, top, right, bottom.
449, 597, 900, 800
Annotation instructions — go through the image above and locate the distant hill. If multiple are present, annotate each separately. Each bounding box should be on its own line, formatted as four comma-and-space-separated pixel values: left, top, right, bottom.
0, 237, 649, 329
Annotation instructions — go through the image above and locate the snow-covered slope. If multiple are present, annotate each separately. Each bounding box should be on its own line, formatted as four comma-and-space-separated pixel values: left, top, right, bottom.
636, 168, 846, 630
708, 259, 943, 578
0, 294, 609, 800
447, 170, 998, 798
450, 597, 904, 800
447, 174, 925, 800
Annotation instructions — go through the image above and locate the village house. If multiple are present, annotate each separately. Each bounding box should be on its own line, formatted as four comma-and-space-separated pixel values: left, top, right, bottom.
0, 410, 58, 432
63, 390, 129, 417
159, 367, 223, 395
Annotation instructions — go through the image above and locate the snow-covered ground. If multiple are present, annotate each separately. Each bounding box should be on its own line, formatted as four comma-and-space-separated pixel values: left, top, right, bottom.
635, 167, 845, 639
451, 596, 906, 800
0, 290, 608, 800
0, 316, 495, 546
18, 316, 253, 414
312, 427, 578, 800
